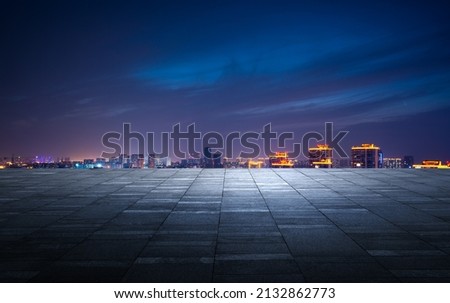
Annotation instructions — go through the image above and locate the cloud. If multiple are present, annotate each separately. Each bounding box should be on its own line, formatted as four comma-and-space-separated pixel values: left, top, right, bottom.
61, 105, 137, 119
159, 29, 450, 128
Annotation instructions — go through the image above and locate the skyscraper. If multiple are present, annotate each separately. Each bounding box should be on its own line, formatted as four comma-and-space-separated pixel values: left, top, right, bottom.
203, 147, 222, 168
308, 144, 333, 168
383, 157, 402, 169
148, 154, 155, 168
351, 144, 383, 168
269, 152, 294, 168
131, 154, 145, 168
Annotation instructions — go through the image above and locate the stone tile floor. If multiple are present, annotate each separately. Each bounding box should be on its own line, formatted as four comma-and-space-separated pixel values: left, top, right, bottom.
0, 168, 450, 282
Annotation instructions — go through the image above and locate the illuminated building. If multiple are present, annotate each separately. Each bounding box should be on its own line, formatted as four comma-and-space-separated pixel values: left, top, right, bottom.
383, 157, 402, 169
154, 156, 171, 168
148, 154, 155, 168
222, 157, 230, 168
413, 160, 450, 169
308, 144, 333, 168
95, 158, 106, 168
203, 147, 223, 168
180, 158, 200, 168
131, 154, 145, 168
248, 159, 265, 168
403, 156, 414, 168
109, 157, 122, 169
223, 158, 241, 168
83, 159, 95, 169
351, 144, 383, 168
188, 158, 200, 168
236, 157, 248, 168
269, 152, 294, 168
119, 154, 130, 168
56, 157, 70, 163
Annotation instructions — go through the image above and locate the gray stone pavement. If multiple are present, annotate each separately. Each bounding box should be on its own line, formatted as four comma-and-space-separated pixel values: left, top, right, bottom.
1, 168, 450, 282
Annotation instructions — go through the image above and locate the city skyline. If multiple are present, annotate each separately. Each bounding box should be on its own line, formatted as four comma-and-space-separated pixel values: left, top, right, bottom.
0, 142, 427, 170
0, 131, 445, 163
1, 1, 450, 161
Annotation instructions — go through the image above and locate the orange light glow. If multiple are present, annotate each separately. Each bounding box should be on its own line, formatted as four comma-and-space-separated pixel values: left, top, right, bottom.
351, 143, 380, 150
269, 152, 294, 168
413, 160, 450, 169
308, 144, 332, 151
248, 160, 264, 168
308, 144, 333, 168
312, 159, 332, 165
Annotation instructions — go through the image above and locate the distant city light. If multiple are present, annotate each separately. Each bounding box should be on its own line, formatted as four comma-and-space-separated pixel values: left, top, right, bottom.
413, 160, 450, 169
0, 146, 446, 170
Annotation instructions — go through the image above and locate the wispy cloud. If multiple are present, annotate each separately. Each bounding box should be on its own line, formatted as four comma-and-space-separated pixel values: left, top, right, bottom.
61, 105, 137, 119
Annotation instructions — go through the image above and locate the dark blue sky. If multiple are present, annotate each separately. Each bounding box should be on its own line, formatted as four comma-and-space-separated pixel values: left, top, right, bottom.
1, 1, 450, 161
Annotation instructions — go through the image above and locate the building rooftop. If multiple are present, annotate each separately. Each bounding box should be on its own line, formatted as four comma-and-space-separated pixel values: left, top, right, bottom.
351, 143, 381, 150
1, 168, 450, 282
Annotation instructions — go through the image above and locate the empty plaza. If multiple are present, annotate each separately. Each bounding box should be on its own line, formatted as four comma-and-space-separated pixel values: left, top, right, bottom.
1, 168, 450, 282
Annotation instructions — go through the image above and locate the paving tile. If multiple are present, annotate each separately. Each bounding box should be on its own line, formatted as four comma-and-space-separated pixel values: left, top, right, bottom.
61, 239, 148, 261
213, 274, 305, 282
391, 269, 450, 282
140, 245, 215, 257
296, 259, 398, 282
280, 226, 370, 257
31, 260, 130, 282
0, 168, 449, 282
123, 263, 213, 282
348, 232, 436, 250
216, 242, 290, 254
374, 256, 450, 270
214, 259, 301, 275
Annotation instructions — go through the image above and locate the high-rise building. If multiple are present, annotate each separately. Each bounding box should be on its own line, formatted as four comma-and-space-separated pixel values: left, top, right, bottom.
269, 152, 294, 168
109, 157, 122, 168
130, 154, 145, 168
383, 157, 402, 168
119, 154, 130, 168
308, 144, 333, 168
180, 159, 188, 168
147, 154, 155, 168
203, 147, 223, 168
351, 144, 382, 168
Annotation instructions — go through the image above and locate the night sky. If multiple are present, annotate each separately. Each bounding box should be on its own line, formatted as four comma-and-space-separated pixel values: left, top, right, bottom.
1, 1, 450, 161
